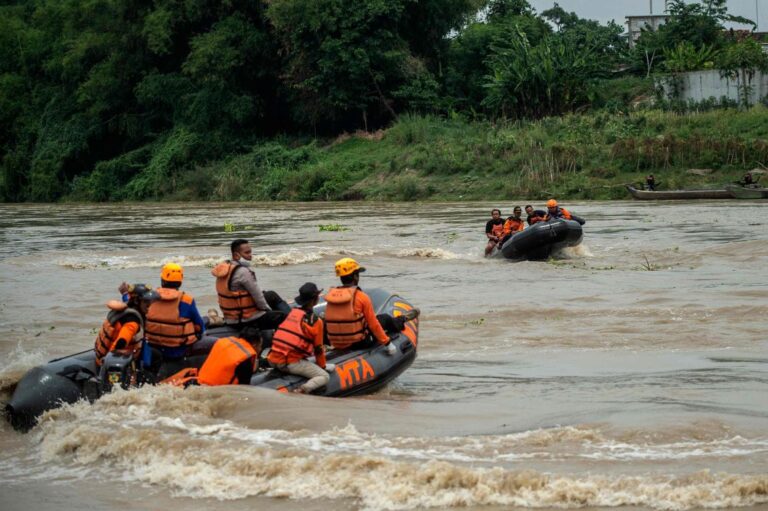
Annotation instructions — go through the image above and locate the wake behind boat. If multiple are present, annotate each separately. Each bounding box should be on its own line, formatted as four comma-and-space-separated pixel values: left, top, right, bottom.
5, 288, 418, 431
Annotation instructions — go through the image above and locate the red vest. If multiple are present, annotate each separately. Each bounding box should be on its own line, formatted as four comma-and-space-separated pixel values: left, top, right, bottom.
269, 309, 315, 364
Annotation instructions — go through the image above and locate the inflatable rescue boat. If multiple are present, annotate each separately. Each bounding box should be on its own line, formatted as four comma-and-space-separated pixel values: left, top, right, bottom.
5, 289, 418, 431
495, 218, 584, 260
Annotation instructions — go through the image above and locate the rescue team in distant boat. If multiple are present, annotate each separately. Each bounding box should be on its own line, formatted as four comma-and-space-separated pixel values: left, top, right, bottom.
484, 199, 575, 256
95, 239, 419, 392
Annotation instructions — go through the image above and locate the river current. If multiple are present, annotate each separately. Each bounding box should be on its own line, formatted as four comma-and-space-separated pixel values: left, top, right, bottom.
0, 201, 766, 511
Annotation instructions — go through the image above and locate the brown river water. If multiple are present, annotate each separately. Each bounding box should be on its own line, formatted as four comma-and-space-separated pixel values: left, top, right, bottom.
0, 201, 766, 511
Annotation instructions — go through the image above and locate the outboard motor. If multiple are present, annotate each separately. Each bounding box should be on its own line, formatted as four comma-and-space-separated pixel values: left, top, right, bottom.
99, 351, 137, 393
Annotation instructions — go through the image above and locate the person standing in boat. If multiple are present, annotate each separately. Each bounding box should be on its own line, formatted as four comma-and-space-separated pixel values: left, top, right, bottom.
268, 282, 333, 394
645, 174, 656, 191
499, 206, 525, 245
525, 205, 546, 225
741, 172, 756, 186
324, 258, 419, 354
485, 208, 505, 256
143, 263, 206, 362
211, 239, 288, 344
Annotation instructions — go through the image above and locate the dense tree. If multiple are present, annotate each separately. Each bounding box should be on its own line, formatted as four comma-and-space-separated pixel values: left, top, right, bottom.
444, 0, 550, 113
1, 0, 762, 202
483, 27, 608, 118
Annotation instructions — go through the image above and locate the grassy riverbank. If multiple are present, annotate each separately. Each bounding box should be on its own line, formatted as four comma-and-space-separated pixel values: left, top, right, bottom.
68, 107, 768, 202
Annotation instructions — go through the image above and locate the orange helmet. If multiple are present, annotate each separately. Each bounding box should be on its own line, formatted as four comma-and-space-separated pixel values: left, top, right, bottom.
335, 257, 366, 277
546, 199, 558, 208
160, 262, 183, 283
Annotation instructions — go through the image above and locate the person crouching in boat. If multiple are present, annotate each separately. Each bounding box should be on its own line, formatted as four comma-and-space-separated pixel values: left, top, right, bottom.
267, 283, 333, 394
499, 206, 525, 245
543, 199, 573, 221
143, 263, 206, 363
485, 208, 505, 256
525, 204, 546, 225
211, 239, 288, 346
197, 326, 261, 385
94, 284, 152, 367
324, 258, 419, 356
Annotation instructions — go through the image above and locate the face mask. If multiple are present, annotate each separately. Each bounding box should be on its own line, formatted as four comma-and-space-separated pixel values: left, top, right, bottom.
237, 258, 251, 267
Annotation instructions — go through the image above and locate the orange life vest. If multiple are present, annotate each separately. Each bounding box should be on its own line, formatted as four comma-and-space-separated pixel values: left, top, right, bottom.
324, 286, 367, 349
269, 309, 315, 364
144, 288, 197, 348
94, 301, 142, 366
212, 262, 260, 322
491, 222, 504, 238
503, 217, 525, 235
546, 207, 573, 221
197, 336, 257, 385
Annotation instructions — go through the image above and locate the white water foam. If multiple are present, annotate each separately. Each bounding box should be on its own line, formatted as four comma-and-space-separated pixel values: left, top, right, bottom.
27, 388, 768, 510
0, 343, 47, 398
57, 248, 377, 270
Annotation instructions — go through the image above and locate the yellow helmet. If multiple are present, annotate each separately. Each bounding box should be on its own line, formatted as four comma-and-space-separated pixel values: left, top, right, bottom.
335, 257, 366, 277
161, 262, 183, 283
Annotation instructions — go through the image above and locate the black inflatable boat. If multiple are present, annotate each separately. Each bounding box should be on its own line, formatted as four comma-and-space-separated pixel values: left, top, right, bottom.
5, 288, 418, 431
495, 218, 584, 260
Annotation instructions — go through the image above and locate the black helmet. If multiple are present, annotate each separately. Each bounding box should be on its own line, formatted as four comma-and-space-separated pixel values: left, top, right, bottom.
140, 289, 160, 304
128, 283, 152, 297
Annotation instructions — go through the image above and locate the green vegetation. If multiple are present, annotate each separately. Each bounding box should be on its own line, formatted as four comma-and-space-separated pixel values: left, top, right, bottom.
1, 0, 766, 202
318, 224, 350, 232
128, 107, 766, 201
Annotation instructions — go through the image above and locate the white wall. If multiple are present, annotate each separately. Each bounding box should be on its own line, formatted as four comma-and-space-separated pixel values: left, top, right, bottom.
660, 69, 768, 104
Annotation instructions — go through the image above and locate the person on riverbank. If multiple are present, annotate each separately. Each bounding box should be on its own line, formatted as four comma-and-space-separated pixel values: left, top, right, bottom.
741, 172, 757, 186
268, 283, 332, 394
525, 205, 546, 225
324, 258, 418, 354
500, 206, 525, 244
485, 209, 505, 256
143, 263, 206, 361
197, 326, 261, 386
211, 239, 288, 343
645, 174, 656, 191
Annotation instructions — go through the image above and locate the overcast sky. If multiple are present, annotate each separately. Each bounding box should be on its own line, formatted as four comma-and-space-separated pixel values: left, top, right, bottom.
527, 0, 766, 32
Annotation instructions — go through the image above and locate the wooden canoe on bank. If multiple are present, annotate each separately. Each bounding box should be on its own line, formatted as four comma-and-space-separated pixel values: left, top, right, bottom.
725, 184, 768, 199
626, 185, 731, 200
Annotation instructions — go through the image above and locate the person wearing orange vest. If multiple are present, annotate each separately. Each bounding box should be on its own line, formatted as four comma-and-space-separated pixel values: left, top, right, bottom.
543, 199, 573, 221
500, 206, 525, 245
268, 283, 333, 394
144, 263, 205, 360
485, 209, 505, 256
324, 258, 419, 355
211, 239, 287, 339
94, 284, 151, 366
197, 327, 261, 386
